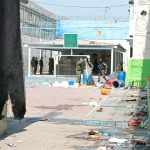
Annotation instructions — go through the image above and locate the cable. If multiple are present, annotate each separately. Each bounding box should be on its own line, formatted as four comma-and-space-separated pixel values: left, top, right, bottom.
31, 1, 129, 9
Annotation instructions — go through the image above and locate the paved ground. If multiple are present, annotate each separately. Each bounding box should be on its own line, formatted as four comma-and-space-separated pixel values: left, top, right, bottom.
0, 84, 148, 150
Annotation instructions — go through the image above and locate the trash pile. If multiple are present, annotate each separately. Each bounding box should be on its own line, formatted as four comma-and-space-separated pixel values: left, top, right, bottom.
73, 129, 150, 149
80, 77, 150, 149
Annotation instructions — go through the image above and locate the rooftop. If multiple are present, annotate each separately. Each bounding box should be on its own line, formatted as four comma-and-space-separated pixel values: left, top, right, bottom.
21, 0, 59, 20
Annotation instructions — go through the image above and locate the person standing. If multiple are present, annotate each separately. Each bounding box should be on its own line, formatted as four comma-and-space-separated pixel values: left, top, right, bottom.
39, 57, 44, 74
31, 57, 35, 74
93, 58, 99, 75
34, 57, 38, 74
76, 58, 85, 86
97, 58, 108, 82
48, 57, 54, 75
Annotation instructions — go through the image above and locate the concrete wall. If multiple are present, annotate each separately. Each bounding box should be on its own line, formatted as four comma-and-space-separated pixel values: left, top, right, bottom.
22, 34, 50, 43
133, 0, 150, 59
126, 0, 150, 86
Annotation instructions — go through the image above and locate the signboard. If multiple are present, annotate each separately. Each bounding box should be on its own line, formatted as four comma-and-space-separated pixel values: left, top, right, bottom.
64, 34, 78, 48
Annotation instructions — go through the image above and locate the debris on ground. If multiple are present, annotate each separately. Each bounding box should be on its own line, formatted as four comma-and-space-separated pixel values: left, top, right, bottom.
38, 118, 48, 121
74, 132, 101, 141
6, 143, 16, 147
88, 130, 99, 135
96, 107, 103, 112
109, 137, 128, 143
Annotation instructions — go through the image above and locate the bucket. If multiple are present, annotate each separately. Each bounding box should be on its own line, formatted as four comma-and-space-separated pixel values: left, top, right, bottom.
112, 80, 125, 88
69, 81, 74, 86
117, 71, 126, 82
101, 88, 109, 95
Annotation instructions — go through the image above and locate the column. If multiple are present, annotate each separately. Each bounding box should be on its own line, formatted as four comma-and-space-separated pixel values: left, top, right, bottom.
28, 47, 31, 76
111, 49, 114, 73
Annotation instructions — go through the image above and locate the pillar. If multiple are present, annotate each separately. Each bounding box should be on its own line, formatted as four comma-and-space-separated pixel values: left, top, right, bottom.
28, 47, 31, 76
111, 49, 114, 73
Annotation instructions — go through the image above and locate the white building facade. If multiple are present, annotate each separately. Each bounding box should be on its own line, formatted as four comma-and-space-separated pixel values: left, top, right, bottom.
126, 0, 150, 87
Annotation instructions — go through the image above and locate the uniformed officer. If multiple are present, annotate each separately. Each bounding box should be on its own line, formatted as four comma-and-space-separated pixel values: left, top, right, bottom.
39, 57, 44, 74
76, 58, 85, 86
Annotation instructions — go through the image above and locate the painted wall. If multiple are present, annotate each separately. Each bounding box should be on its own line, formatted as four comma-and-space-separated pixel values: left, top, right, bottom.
126, 0, 150, 86
56, 20, 129, 40
133, 0, 150, 59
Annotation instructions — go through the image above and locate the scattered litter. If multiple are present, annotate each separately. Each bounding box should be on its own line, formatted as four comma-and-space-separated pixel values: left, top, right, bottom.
74, 132, 101, 141
7, 143, 16, 147
88, 130, 98, 135
95, 83, 105, 88
96, 107, 103, 112
128, 119, 141, 127
109, 137, 128, 144
89, 101, 98, 107
124, 98, 137, 102
39, 118, 48, 121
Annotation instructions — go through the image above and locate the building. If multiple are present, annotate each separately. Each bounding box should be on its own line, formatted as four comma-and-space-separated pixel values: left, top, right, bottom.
21, 1, 130, 76
126, 0, 150, 87
20, 1, 58, 41
20, 1, 59, 74
56, 18, 130, 72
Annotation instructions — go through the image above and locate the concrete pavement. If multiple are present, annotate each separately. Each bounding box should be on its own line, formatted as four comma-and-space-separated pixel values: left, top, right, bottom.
0, 86, 148, 150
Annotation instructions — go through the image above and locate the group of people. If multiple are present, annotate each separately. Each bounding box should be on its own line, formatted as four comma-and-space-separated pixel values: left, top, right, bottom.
31, 57, 54, 75
76, 57, 108, 86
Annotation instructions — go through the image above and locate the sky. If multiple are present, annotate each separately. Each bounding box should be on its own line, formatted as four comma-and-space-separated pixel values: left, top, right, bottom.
32, 0, 130, 20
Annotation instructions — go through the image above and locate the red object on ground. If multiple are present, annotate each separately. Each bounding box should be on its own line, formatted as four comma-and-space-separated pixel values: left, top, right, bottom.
128, 120, 141, 127
106, 78, 115, 87
148, 76, 150, 82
